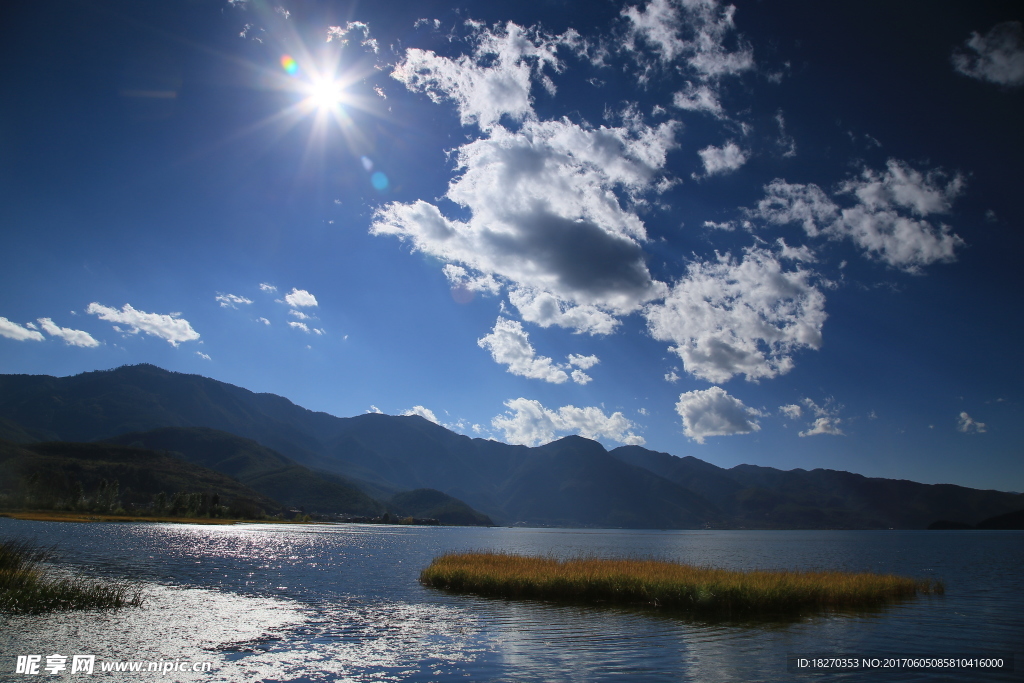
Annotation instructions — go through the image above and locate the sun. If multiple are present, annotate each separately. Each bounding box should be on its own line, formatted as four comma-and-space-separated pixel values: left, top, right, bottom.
305, 76, 346, 111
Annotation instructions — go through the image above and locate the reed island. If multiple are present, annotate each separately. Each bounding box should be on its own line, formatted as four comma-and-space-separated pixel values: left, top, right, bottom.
420, 552, 944, 617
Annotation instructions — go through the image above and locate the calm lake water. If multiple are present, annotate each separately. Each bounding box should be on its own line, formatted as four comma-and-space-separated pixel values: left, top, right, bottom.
0, 518, 1020, 682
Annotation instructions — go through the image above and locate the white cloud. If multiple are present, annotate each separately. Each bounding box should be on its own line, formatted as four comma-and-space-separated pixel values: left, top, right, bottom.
675, 386, 761, 444
621, 0, 753, 79
216, 293, 253, 308
86, 303, 199, 346
37, 318, 100, 347
799, 417, 843, 437
257, 317, 271, 325
259, 283, 277, 292
754, 159, 966, 271
775, 238, 816, 263
372, 113, 677, 333
477, 318, 596, 385
443, 264, 502, 295
779, 403, 802, 419
0, 317, 45, 342
403, 405, 440, 424
391, 21, 579, 131
288, 321, 311, 333
697, 142, 747, 176
567, 353, 599, 369
952, 21, 1024, 87
196, 351, 212, 361
775, 110, 796, 157
478, 317, 569, 383
570, 369, 593, 385
380, 22, 682, 334
664, 370, 680, 383
492, 397, 644, 447
797, 397, 844, 437
645, 246, 826, 383
957, 411, 987, 434
284, 288, 318, 307
289, 309, 312, 320
367, 405, 383, 414
672, 81, 724, 117
326, 21, 379, 53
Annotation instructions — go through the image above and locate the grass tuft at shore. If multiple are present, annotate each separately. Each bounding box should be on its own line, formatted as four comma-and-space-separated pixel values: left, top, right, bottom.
420, 552, 943, 617
0, 538, 143, 614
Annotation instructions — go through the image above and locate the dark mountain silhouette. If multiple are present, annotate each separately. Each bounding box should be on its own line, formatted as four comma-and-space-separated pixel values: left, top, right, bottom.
609, 445, 1023, 529
388, 489, 493, 526
928, 508, 1024, 530
0, 438, 279, 515
2, 364, 1022, 528
102, 427, 383, 516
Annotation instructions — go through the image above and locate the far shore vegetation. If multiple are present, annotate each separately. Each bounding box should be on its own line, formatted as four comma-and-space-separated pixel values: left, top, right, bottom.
421, 552, 944, 618
0, 538, 142, 614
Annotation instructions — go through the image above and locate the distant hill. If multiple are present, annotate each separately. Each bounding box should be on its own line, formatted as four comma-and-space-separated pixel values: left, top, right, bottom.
609, 445, 1024, 529
928, 508, 1024, 530
388, 489, 493, 526
0, 438, 279, 516
2, 364, 1022, 529
102, 427, 383, 516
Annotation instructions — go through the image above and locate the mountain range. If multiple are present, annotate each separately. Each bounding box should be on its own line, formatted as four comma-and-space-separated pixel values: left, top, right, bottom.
1, 364, 1021, 529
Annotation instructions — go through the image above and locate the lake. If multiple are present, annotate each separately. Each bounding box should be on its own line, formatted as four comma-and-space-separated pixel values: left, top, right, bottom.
0, 518, 1020, 682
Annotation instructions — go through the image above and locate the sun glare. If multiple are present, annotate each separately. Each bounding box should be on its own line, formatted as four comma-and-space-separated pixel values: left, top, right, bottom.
305, 77, 346, 110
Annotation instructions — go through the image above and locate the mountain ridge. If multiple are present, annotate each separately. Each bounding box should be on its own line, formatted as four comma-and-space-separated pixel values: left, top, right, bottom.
2, 364, 1021, 528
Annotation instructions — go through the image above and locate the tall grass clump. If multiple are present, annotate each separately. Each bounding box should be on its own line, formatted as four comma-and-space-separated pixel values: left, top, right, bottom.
0, 538, 142, 614
421, 552, 943, 618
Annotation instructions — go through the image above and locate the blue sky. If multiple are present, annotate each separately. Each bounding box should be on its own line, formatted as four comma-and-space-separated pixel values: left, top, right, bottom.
2, 0, 1022, 491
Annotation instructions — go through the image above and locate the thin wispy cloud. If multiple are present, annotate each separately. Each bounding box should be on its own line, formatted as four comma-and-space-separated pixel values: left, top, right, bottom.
86, 303, 199, 346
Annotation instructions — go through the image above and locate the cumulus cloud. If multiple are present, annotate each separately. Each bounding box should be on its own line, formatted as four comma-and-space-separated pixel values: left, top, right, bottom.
216, 293, 253, 308
567, 353, 599, 369
621, 0, 753, 79
289, 309, 312, 320
196, 351, 212, 361
957, 411, 987, 434
477, 318, 597, 384
672, 81, 724, 117
697, 142, 747, 176
492, 397, 644, 446
37, 318, 100, 347
797, 397, 844, 437
0, 317, 45, 342
753, 159, 966, 271
86, 303, 199, 346
477, 317, 568, 383
288, 321, 310, 333
403, 405, 440, 424
779, 403, 802, 419
675, 386, 761, 444
645, 246, 826, 383
392, 21, 579, 131
377, 21, 685, 334
257, 317, 271, 325
372, 111, 677, 332
799, 417, 842, 437
952, 21, 1024, 87
284, 288, 318, 307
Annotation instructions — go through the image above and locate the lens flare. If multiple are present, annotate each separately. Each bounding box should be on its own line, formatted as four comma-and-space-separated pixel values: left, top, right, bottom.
280, 55, 298, 75
371, 172, 389, 191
